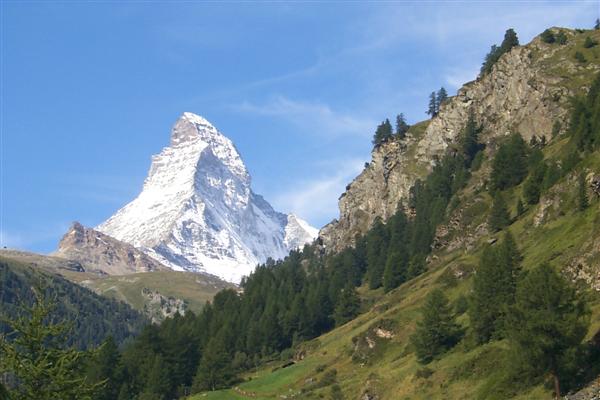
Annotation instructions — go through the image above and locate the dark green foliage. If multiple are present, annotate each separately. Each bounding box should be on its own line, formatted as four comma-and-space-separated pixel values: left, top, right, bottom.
578, 173, 589, 211
366, 218, 389, 289
541, 29, 555, 43
437, 87, 448, 108
584, 36, 598, 48
333, 285, 361, 327
0, 261, 146, 349
506, 264, 590, 398
192, 337, 234, 392
481, 29, 519, 75
460, 111, 484, 167
330, 384, 344, 400
395, 113, 410, 139
569, 73, 600, 151
0, 288, 102, 400
556, 31, 568, 45
516, 198, 525, 216
488, 193, 511, 232
86, 337, 124, 400
596, 18, 600, 30
383, 248, 408, 292
574, 51, 586, 63
372, 119, 393, 146
523, 162, 546, 205
410, 289, 461, 364
489, 133, 529, 191
469, 234, 521, 344
427, 91, 437, 117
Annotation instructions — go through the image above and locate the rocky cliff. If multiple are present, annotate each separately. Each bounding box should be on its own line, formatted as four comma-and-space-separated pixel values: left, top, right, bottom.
54, 222, 168, 275
320, 28, 600, 252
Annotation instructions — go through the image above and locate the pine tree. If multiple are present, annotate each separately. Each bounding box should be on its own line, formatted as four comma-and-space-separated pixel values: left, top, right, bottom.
372, 119, 393, 146
333, 285, 360, 327
383, 248, 408, 292
500, 28, 519, 53
507, 264, 589, 399
410, 289, 460, 363
87, 337, 123, 400
578, 173, 589, 211
395, 113, 409, 139
488, 192, 511, 232
436, 87, 448, 110
366, 218, 388, 289
192, 337, 234, 392
427, 92, 438, 117
523, 162, 546, 205
0, 288, 102, 400
596, 18, 600, 30
516, 198, 525, 217
460, 110, 482, 166
490, 133, 529, 191
469, 233, 521, 344
141, 354, 172, 400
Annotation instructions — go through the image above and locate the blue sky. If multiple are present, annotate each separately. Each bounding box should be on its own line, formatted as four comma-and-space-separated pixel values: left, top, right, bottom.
1, 1, 597, 253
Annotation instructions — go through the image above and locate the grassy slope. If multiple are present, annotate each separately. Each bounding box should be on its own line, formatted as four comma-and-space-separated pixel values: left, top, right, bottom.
0, 250, 233, 318
191, 28, 600, 400
81, 270, 232, 314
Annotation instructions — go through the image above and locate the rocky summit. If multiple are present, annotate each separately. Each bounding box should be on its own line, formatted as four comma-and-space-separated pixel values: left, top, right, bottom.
97, 112, 317, 283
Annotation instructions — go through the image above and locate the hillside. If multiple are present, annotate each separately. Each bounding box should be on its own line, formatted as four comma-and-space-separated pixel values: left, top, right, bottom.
0, 249, 232, 322
0, 255, 147, 349
189, 27, 600, 400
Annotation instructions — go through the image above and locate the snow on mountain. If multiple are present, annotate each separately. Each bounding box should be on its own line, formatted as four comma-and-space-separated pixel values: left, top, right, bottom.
97, 112, 317, 283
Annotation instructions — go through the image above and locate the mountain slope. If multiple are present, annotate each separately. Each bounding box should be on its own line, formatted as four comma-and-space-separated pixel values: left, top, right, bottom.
191, 27, 600, 400
53, 221, 168, 275
97, 112, 317, 282
320, 27, 600, 253
0, 255, 147, 349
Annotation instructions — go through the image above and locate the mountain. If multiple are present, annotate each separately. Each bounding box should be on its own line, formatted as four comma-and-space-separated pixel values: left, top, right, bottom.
53, 221, 168, 275
320, 27, 600, 253
97, 112, 317, 282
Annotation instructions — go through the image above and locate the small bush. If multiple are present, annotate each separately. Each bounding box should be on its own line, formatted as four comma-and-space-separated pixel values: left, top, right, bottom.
557, 31, 568, 45
415, 367, 434, 379
541, 29, 555, 43
575, 51, 587, 63
584, 36, 598, 48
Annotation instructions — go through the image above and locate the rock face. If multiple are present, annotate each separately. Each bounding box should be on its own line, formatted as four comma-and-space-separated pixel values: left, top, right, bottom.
97, 112, 317, 283
54, 222, 167, 275
320, 28, 599, 252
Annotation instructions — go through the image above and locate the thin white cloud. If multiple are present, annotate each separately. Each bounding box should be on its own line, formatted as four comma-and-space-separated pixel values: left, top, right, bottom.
234, 96, 376, 138
271, 158, 365, 228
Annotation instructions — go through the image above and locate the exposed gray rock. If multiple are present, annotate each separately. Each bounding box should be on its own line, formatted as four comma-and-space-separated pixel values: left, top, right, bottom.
54, 222, 168, 275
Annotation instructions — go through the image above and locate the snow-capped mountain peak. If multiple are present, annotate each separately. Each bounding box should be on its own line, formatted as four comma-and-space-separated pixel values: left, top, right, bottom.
97, 113, 317, 283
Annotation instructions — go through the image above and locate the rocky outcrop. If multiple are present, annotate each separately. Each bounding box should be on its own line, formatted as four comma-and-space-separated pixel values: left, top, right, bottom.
54, 222, 168, 275
320, 28, 599, 252
141, 287, 187, 323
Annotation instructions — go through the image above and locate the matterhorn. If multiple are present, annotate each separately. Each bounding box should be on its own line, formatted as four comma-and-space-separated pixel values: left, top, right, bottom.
97, 112, 317, 283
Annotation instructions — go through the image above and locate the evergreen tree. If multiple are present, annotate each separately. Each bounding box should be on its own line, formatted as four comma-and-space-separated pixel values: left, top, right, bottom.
507, 264, 589, 399
490, 133, 529, 191
500, 28, 519, 53
383, 247, 409, 292
372, 119, 393, 146
410, 289, 460, 363
578, 173, 589, 211
541, 29, 556, 44
140, 354, 172, 400
596, 18, 600, 30
333, 285, 360, 327
395, 113, 410, 139
366, 218, 388, 289
523, 162, 546, 205
87, 337, 123, 400
0, 289, 102, 400
436, 87, 448, 110
460, 110, 483, 166
192, 337, 234, 392
488, 192, 511, 232
516, 198, 525, 217
427, 92, 438, 117
469, 233, 522, 344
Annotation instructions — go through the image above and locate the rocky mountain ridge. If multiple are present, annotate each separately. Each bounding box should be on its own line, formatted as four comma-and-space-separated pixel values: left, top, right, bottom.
320, 28, 600, 252
54, 222, 168, 275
